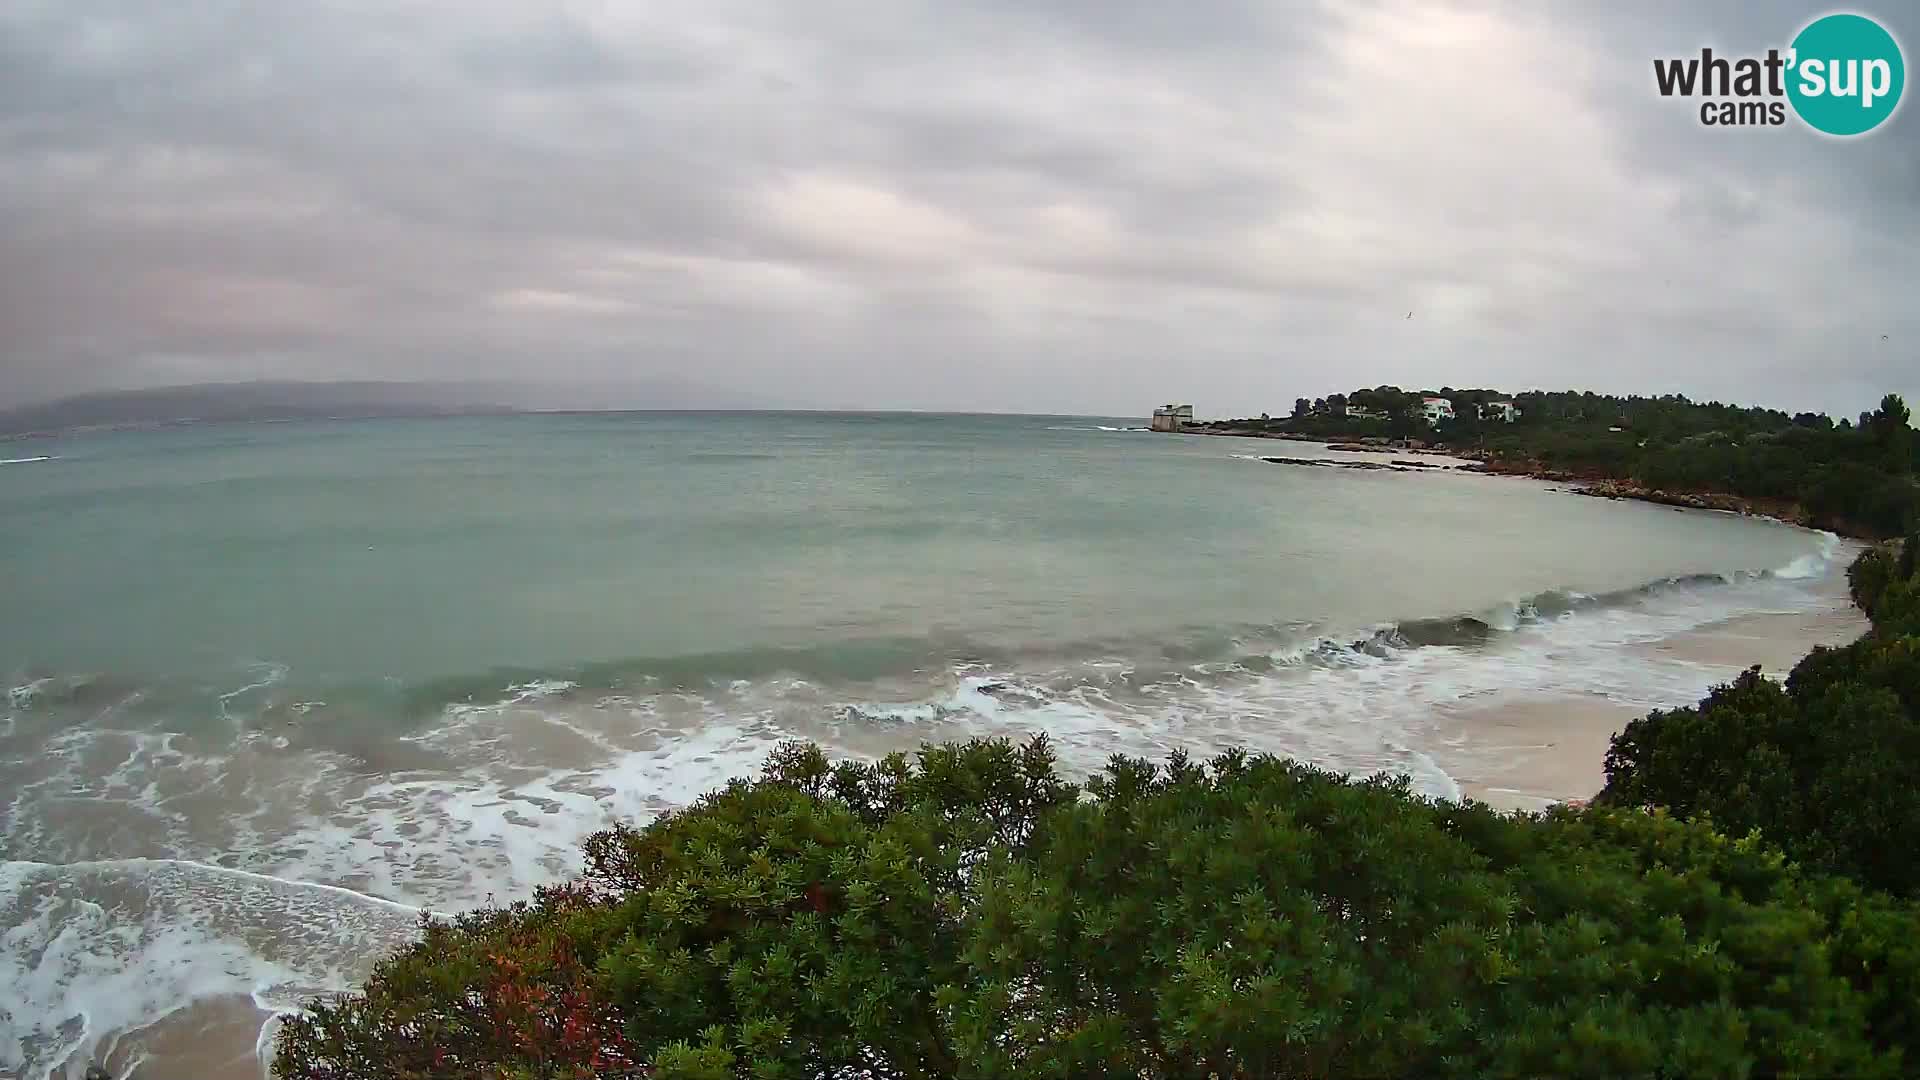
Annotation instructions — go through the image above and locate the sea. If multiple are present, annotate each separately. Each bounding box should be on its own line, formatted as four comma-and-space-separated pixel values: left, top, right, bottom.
0, 411, 1853, 1078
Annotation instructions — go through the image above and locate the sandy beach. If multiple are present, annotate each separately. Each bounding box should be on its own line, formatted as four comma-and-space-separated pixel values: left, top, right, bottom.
84, 996, 275, 1080
1632, 604, 1868, 675
53, 582, 1871, 1080
1445, 585, 1867, 813
15, 459, 1867, 1080
1443, 694, 1641, 812
63, 579, 1872, 1079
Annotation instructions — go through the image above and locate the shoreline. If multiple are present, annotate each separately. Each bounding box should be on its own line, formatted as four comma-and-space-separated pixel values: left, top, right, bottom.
37, 600, 1871, 1080
12, 420, 1877, 1080
62, 562, 1869, 1077
1188, 425, 1837, 535
1442, 569, 1866, 813
1195, 420, 1874, 811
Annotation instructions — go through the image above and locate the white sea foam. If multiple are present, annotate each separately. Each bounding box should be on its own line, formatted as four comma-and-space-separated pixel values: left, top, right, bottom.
260, 700, 786, 911
8, 678, 54, 710
811, 551, 1851, 805
217, 663, 290, 730
1772, 530, 1842, 579
0, 456, 54, 466
0, 858, 428, 1080
0, 539, 1862, 1077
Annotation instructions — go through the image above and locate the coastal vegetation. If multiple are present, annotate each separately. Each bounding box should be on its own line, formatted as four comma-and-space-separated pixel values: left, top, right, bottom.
1204, 389, 1919, 538
271, 394, 1920, 1079
1600, 535, 1920, 896
276, 544, 1920, 1079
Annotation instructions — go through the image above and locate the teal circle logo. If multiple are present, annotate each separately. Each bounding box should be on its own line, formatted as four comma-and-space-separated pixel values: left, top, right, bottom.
1787, 13, 1905, 135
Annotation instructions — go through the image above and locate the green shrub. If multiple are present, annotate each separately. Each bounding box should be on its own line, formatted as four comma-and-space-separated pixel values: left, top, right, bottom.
277, 534, 1920, 1079
1850, 543, 1901, 617
279, 739, 1920, 1079
1603, 546, 1920, 895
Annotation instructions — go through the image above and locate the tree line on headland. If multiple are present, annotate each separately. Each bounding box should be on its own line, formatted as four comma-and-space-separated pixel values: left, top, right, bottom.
277, 537, 1920, 1078
1201, 387, 1919, 538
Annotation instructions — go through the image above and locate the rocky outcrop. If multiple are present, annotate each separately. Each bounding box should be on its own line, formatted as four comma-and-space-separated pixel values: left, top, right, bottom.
1577, 479, 1810, 524
1263, 457, 1437, 474
1238, 440, 1835, 530
1457, 454, 1815, 524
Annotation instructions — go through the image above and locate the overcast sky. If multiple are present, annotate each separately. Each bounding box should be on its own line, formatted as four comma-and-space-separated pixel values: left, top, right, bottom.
2, 0, 1914, 417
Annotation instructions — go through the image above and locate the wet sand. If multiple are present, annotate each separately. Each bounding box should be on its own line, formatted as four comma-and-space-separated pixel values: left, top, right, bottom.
1445, 694, 1639, 812
1632, 604, 1867, 674
1448, 591, 1867, 813
83, 996, 273, 1080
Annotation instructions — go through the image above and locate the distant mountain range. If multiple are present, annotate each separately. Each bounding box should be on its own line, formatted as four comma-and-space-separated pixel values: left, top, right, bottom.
0, 379, 787, 438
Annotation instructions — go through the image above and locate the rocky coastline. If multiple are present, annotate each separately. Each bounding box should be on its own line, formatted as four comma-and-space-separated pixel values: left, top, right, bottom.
1198, 423, 1820, 530
1471, 457, 1814, 525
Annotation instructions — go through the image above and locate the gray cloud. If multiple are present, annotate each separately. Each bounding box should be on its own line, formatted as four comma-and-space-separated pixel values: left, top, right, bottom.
1, 0, 1914, 417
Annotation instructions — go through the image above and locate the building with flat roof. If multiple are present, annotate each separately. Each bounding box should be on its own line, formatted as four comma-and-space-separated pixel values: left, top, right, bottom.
1150, 404, 1194, 432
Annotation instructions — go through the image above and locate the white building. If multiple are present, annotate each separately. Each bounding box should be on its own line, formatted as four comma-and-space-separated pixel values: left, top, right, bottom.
1150, 404, 1194, 432
1479, 400, 1521, 423
1420, 396, 1455, 425
1345, 404, 1386, 420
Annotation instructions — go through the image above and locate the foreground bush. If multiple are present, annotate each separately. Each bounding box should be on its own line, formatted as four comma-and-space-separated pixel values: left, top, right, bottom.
1602, 540, 1920, 895
278, 737, 1920, 1079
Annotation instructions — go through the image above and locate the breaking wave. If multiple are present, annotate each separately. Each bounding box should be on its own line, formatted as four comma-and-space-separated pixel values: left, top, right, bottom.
0, 532, 1854, 1079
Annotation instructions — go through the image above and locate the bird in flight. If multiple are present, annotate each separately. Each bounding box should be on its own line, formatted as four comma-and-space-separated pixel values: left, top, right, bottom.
1406, 310, 1413, 320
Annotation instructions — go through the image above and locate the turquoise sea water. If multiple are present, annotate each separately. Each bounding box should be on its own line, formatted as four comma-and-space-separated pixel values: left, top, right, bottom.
0, 412, 1847, 1076
1, 412, 1827, 694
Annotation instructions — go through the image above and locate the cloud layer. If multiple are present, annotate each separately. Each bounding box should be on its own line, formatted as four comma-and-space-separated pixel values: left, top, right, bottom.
2, 0, 1914, 416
